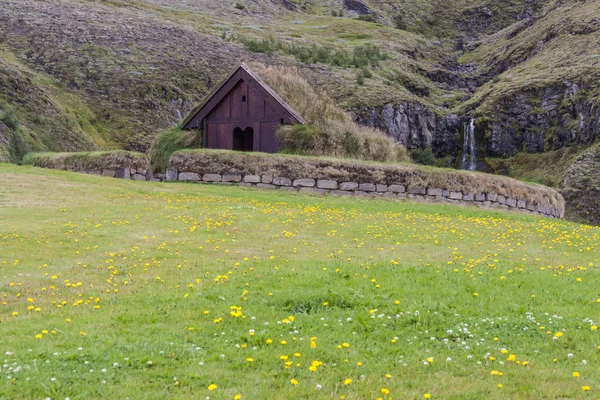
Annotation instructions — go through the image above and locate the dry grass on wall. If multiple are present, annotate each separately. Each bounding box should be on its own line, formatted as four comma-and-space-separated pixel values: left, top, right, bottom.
169, 149, 565, 210
249, 63, 410, 163
23, 151, 149, 172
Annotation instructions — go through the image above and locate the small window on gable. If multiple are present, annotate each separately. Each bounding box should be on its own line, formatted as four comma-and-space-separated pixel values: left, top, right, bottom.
242, 95, 247, 102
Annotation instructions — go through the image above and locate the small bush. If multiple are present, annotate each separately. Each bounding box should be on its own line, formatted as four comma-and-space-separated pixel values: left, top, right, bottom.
149, 126, 201, 172
239, 36, 388, 69
234, 2, 245, 10
356, 14, 375, 23
1, 108, 19, 131
410, 146, 436, 166
393, 14, 407, 30
8, 129, 28, 165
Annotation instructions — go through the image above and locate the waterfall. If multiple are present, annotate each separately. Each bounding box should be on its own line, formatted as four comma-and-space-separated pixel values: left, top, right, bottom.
461, 118, 476, 171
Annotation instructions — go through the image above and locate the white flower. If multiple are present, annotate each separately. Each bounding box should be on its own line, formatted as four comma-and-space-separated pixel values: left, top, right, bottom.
568, 353, 573, 359
316, 384, 322, 390
147, 361, 153, 366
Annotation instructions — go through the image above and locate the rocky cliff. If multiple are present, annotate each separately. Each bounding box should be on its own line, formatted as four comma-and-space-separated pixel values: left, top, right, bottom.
561, 145, 600, 225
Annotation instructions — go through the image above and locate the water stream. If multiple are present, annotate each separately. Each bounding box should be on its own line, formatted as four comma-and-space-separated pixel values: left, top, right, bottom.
461, 118, 477, 171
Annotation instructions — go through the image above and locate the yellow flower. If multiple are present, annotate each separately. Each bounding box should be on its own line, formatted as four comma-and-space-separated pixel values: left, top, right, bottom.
381, 388, 390, 395
426, 357, 433, 363
554, 332, 563, 338
573, 372, 580, 377
208, 384, 217, 391
234, 395, 242, 400
343, 378, 352, 385
290, 379, 298, 385
424, 394, 431, 399
497, 384, 503, 388
246, 358, 253, 362
582, 386, 590, 391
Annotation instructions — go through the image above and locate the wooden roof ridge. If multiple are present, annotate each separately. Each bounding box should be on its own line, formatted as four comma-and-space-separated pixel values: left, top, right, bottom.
181, 63, 306, 129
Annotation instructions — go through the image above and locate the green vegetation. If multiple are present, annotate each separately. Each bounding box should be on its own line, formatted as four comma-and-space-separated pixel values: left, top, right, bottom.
148, 126, 201, 172
0, 106, 18, 131
485, 147, 586, 187
239, 36, 388, 69
355, 15, 375, 23
7, 130, 28, 165
0, 164, 598, 399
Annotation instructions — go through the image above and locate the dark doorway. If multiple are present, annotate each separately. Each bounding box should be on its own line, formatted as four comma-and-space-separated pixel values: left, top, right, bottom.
233, 127, 254, 151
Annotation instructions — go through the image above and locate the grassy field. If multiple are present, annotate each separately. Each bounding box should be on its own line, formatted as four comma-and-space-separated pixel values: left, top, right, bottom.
0, 163, 598, 399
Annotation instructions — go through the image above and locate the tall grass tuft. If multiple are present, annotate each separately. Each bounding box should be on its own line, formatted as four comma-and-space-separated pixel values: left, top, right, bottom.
148, 126, 201, 172
250, 63, 410, 163
8, 129, 28, 165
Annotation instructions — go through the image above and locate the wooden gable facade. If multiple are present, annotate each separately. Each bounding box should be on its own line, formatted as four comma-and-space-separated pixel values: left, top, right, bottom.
181, 63, 305, 153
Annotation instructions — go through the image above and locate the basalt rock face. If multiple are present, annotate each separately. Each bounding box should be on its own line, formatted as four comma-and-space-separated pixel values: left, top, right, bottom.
353, 103, 462, 156
561, 145, 600, 226
477, 83, 600, 158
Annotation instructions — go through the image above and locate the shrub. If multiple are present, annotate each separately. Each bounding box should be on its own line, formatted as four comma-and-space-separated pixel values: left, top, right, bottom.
148, 126, 201, 172
234, 2, 245, 10
1, 108, 19, 131
356, 15, 375, 23
249, 63, 410, 163
8, 129, 28, 165
410, 146, 436, 166
239, 36, 387, 69
393, 14, 407, 30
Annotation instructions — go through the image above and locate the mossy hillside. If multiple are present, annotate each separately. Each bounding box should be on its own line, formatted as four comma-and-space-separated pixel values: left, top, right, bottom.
485, 146, 587, 188
459, 0, 600, 117
0, 0, 597, 166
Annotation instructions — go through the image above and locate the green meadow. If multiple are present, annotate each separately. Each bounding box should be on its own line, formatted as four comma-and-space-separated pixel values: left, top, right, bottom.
1, 164, 598, 399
